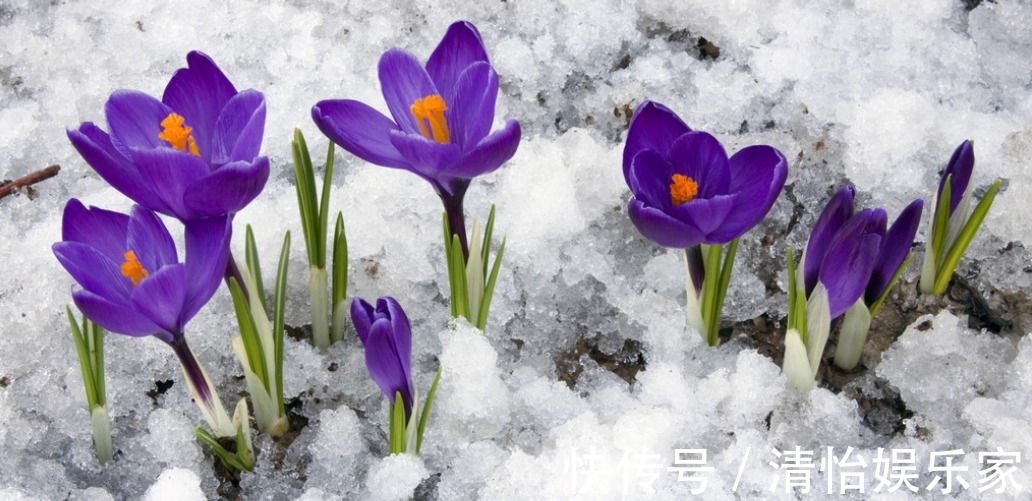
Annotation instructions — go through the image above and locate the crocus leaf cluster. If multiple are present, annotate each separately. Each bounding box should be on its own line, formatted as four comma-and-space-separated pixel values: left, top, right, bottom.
920, 140, 1002, 296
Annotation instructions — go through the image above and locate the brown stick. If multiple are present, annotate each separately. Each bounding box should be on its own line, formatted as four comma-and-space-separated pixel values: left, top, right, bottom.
0, 165, 60, 199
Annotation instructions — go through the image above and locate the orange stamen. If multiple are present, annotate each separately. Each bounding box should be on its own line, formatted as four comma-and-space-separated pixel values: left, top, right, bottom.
410, 95, 451, 144
157, 113, 200, 156
121, 251, 149, 286
670, 174, 699, 205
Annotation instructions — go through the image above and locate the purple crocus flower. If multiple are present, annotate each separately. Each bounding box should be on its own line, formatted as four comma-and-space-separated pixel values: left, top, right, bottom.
67, 51, 269, 222
351, 296, 414, 417
937, 140, 974, 216
53, 199, 231, 412
623, 101, 788, 248
312, 21, 521, 256
864, 199, 923, 305
803, 186, 924, 318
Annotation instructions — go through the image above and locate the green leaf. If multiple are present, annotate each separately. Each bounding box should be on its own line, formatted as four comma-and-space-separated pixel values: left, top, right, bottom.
933, 179, 1002, 294
292, 129, 321, 267
931, 175, 952, 270
390, 391, 407, 454
477, 237, 506, 331
317, 142, 335, 267
700, 244, 723, 346
417, 366, 442, 454
786, 248, 797, 331
228, 278, 269, 389
450, 233, 470, 320
481, 205, 496, 279
443, 213, 457, 318
90, 319, 105, 407
708, 238, 739, 346
273, 232, 290, 415
67, 306, 99, 409
332, 212, 348, 308
194, 427, 251, 472
244, 225, 268, 314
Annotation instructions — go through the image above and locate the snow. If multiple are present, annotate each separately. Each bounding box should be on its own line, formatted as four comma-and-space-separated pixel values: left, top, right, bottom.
2, 0, 1032, 499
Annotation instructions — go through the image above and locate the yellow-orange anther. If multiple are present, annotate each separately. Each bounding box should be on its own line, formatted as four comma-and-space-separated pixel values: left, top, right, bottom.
669, 174, 699, 206
121, 251, 149, 286
410, 95, 451, 144
158, 113, 200, 156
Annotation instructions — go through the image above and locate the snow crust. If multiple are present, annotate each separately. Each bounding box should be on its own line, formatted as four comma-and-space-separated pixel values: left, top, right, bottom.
1, 0, 1031, 499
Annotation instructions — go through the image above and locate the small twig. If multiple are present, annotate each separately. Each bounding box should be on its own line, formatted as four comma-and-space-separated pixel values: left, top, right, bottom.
0, 165, 60, 199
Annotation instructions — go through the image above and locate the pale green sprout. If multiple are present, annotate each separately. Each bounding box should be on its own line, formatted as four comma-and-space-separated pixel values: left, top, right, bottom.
683, 239, 739, 346
444, 205, 505, 331
920, 166, 1002, 296
67, 306, 112, 464
293, 129, 349, 349
388, 368, 443, 455
781, 249, 832, 391
227, 225, 290, 436
194, 399, 255, 472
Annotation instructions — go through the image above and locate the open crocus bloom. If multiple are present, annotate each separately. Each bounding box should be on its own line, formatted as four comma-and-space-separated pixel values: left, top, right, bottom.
351, 296, 414, 418
53, 200, 230, 341
53, 199, 235, 434
312, 21, 521, 210
67, 51, 269, 221
623, 101, 788, 248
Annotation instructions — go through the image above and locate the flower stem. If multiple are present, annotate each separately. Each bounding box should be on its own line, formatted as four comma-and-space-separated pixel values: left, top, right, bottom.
441, 193, 469, 260
168, 335, 235, 437
225, 254, 250, 301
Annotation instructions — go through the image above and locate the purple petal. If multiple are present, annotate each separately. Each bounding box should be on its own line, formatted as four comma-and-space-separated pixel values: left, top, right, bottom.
183, 157, 270, 217
627, 199, 707, 248
127, 205, 178, 273
622, 101, 691, 185
106, 90, 175, 157
447, 62, 498, 150
53, 242, 132, 301
378, 48, 438, 135
669, 194, 737, 240
312, 99, 410, 169
182, 215, 232, 321
666, 131, 731, 198
162, 51, 239, 161
707, 145, 788, 242
211, 89, 266, 166
818, 210, 886, 318
426, 21, 489, 106
447, 119, 521, 179
804, 186, 856, 293
67, 124, 169, 213
132, 147, 211, 220
363, 319, 414, 416
350, 297, 376, 345
72, 288, 163, 338
628, 149, 676, 210
939, 140, 974, 216
379, 297, 412, 382
865, 199, 923, 304
131, 264, 187, 334
61, 199, 129, 262
389, 130, 461, 179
